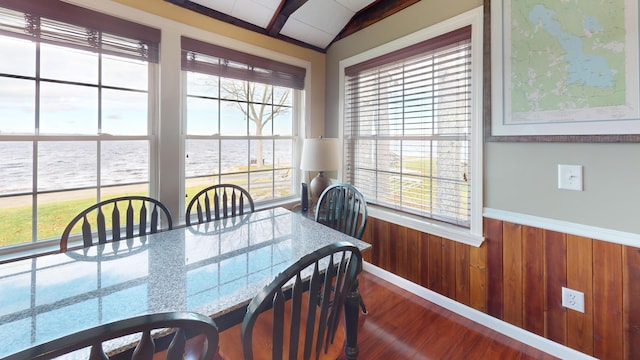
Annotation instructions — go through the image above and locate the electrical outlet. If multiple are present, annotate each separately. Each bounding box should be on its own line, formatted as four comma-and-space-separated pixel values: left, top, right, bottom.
562, 287, 585, 313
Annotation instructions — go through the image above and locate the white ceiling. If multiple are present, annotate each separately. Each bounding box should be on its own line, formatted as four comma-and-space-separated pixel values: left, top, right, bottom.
191, 0, 377, 49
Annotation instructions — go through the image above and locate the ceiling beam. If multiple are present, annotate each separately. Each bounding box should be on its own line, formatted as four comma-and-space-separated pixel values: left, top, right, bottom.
163, 0, 421, 52
267, 0, 308, 36
332, 0, 420, 44
163, 0, 324, 52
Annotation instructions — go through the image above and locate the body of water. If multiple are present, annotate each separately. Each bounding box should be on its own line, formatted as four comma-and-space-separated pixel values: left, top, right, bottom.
0, 139, 293, 195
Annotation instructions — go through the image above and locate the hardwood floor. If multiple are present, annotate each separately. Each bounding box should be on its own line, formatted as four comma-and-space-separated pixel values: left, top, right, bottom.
354, 271, 557, 359
213, 271, 558, 359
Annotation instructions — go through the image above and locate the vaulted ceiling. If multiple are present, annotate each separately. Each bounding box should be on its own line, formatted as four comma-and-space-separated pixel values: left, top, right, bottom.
164, 0, 420, 52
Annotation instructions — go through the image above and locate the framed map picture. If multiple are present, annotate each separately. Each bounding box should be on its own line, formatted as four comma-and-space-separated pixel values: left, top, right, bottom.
490, 0, 640, 140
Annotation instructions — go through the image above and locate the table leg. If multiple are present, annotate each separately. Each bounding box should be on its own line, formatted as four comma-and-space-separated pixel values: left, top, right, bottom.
343, 278, 361, 360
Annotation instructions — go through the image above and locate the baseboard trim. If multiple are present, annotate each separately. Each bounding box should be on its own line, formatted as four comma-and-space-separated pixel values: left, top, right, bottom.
363, 263, 597, 360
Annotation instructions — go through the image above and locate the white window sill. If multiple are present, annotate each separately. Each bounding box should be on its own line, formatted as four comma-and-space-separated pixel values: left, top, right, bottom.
0, 240, 60, 264
368, 206, 485, 247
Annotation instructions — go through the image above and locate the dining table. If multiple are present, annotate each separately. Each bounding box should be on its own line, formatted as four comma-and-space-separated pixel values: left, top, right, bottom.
0, 207, 371, 359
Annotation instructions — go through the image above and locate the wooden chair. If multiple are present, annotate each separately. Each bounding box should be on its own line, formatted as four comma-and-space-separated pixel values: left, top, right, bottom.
315, 183, 368, 240
3, 312, 219, 360
59, 196, 173, 252
186, 184, 255, 226
241, 241, 363, 360
315, 184, 370, 315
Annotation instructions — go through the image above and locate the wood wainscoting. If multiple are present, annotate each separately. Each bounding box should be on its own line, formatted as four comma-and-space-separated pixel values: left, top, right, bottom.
360, 216, 640, 360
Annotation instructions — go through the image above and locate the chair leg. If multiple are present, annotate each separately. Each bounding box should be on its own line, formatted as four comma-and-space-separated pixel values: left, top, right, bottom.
342, 280, 362, 360
359, 299, 367, 314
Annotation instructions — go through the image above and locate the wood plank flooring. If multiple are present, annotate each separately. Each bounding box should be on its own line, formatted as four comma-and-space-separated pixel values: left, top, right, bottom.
213, 271, 558, 359
354, 271, 557, 359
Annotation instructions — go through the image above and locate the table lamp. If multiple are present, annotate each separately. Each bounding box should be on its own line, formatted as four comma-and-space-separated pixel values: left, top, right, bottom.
300, 137, 339, 202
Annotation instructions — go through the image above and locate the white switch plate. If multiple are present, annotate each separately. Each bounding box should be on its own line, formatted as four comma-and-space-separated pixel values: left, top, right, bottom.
562, 287, 585, 313
558, 164, 583, 191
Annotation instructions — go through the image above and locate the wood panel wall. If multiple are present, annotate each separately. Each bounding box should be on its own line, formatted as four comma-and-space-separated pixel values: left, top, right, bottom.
360, 216, 640, 360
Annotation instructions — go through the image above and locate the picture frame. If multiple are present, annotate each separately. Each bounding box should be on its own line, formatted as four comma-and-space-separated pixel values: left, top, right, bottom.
487, 0, 640, 142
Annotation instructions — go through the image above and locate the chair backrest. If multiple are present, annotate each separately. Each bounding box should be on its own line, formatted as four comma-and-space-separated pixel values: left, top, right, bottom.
314, 183, 368, 240
59, 196, 173, 252
186, 184, 255, 226
241, 241, 363, 360
3, 311, 219, 360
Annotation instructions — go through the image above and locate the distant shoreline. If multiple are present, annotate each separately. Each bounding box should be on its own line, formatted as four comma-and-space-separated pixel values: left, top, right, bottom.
0, 177, 220, 209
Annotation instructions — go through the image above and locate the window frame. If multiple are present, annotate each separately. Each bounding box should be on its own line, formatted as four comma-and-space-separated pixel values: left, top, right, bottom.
0, 0, 313, 259
0, 3, 160, 254
181, 36, 305, 211
338, 7, 484, 247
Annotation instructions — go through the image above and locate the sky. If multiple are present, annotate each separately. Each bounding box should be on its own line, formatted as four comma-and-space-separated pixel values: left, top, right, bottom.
0, 34, 294, 136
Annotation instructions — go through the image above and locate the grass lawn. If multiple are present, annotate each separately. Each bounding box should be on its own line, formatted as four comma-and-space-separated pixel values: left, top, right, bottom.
1, 198, 98, 247
0, 182, 291, 248
0, 187, 200, 248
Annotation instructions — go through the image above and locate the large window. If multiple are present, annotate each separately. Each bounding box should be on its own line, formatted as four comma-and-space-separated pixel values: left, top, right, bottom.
0, 1, 159, 250
341, 9, 483, 244
181, 37, 304, 207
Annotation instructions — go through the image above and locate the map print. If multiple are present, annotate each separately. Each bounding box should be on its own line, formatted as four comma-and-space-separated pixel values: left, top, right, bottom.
506, 0, 637, 123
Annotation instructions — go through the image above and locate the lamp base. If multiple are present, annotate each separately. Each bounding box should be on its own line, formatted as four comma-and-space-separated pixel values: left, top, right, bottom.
301, 182, 309, 211
309, 172, 331, 202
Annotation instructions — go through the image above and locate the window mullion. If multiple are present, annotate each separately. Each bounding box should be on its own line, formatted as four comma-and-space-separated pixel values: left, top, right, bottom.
32, 34, 41, 244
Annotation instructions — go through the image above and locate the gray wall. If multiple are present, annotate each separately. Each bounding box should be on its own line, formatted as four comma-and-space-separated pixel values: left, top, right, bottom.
325, 0, 640, 234
487, 142, 640, 233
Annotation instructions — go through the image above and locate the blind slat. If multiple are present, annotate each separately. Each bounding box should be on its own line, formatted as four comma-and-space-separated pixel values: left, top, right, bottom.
0, 0, 159, 62
181, 36, 306, 90
345, 26, 471, 76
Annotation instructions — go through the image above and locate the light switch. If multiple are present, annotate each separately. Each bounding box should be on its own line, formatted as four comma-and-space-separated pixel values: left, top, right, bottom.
558, 164, 583, 191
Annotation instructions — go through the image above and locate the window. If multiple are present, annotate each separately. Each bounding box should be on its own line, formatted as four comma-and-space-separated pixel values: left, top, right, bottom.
341, 9, 483, 245
181, 37, 305, 207
0, 1, 160, 250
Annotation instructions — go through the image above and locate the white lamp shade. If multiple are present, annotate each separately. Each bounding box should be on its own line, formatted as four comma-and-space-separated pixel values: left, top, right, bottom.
300, 138, 339, 172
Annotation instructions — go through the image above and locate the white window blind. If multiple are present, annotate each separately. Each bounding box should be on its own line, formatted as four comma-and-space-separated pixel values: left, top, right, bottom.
344, 26, 472, 228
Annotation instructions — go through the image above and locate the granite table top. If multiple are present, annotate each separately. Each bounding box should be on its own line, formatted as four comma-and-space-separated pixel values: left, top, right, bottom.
0, 207, 370, 358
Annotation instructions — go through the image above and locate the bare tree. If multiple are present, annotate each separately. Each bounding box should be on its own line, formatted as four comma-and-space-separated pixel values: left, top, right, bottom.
221, 81, 290, 167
